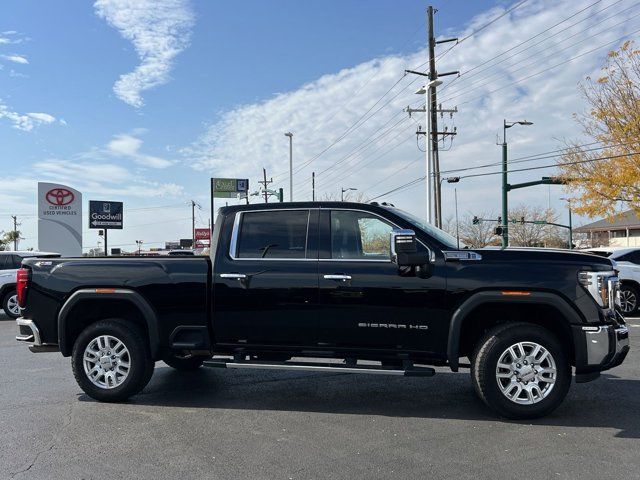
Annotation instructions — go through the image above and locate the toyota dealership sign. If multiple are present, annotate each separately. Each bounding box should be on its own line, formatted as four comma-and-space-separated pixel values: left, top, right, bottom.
38, 182, 83, 256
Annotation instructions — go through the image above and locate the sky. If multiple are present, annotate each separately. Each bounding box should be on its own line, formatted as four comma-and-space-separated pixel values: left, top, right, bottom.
0, 0, 638, 252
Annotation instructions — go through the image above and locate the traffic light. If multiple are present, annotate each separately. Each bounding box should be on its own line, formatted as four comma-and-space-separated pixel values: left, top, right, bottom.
520, 216, 525, 225
494, 226, 503, 235
472, 216, 479, 225
497, 216, 502, 224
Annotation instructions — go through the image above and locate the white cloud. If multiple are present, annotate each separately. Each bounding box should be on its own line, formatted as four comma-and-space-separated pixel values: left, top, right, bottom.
94, 0, 195, 108
33, 159, 184, 198
107, 133, 173, 168
2, 54, 28, 64
185, 0, 637, 223
0, 101, 62, 131
0, 31, 23, 45
26, 112, 56, 123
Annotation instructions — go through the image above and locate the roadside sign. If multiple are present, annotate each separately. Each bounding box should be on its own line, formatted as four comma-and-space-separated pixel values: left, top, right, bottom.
165, 241, 180, 250
180, 238, 193, 249
212, 178, 249, 198
194, 228, 210, 241
89, 201, 123, 229
38, 182, 83, 256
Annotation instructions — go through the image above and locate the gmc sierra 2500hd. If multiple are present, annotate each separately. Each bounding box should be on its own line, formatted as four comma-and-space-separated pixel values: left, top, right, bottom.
15, 202, 629, 419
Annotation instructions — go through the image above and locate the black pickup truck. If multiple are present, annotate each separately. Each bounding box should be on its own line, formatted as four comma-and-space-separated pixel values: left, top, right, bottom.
15, 201, 629, 419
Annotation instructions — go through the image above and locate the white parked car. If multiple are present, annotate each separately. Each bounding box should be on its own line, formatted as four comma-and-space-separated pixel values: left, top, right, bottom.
585, 247, 640, 316
0, 251, 60, 319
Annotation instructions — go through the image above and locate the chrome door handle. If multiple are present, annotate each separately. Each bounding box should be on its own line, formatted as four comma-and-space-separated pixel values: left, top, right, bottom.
220, 273, 247, 280
323, 274, 352, 281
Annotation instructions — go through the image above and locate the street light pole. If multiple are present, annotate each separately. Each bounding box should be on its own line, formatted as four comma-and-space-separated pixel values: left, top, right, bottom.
502, 120, 509, 249
341, 187, 357, 202
560, 197, 573, 249
501, 119, 533, 248
285, 132, 293, 201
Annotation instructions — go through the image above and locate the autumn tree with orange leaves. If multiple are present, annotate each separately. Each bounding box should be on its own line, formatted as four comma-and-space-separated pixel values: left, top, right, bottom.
558, 40, 640, 218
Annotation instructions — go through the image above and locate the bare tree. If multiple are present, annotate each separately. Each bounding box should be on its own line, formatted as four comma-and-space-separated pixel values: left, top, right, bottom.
321, 191, 370, 203
458, 211, 499, 248
508, 204, 565, 248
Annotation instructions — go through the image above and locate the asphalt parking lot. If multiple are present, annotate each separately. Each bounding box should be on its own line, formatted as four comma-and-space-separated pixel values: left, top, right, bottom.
1, 315, 639, 480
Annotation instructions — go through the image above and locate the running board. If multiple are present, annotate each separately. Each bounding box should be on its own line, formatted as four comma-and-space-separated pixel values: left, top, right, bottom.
203, 359, 435, 377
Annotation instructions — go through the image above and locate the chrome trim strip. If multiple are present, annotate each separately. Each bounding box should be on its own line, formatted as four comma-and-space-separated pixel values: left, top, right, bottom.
228, 206, 434, 263
220, 273, 247, 280
16, 317, 42, 346
323, 274, 352, 280
443, 251, 482, 261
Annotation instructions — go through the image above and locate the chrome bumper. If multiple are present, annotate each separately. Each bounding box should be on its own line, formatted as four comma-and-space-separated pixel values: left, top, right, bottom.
15, 318, 58, 353
16, 317, 42, 345
583, 324, 630, 368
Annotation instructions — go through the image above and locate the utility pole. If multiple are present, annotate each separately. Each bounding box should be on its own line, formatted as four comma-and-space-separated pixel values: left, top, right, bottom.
191, 200, 201, 250
405, 6, 457, 227
312, 172, 315, 201
427, 6, 442, 228
285, 132, 293, 201
259, 168, 273, 203
10, 215, 19, 251
191, 200, 196, 249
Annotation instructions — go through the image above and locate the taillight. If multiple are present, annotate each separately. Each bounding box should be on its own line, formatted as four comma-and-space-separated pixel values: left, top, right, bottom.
16, 268, 30, 308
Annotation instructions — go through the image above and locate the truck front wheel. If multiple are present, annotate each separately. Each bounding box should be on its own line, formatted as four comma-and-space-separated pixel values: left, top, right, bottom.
71, 319, 154, 402
471, 322, 571, 419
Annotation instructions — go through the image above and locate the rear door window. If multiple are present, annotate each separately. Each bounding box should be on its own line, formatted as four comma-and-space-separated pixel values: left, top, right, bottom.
0, 255, 12, 270
236, 210, 309, 259
10, 255, 22, 269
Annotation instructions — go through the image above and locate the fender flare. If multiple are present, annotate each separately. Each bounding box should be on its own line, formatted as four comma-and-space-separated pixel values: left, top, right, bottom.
57, 288, 160, 357
447, 290, 583, 371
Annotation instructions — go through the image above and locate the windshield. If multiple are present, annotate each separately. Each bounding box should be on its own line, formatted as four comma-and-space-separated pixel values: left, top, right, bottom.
385, 207, 465, 249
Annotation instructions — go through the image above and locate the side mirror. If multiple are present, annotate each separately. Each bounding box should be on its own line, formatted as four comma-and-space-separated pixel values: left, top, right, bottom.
390, 229, 431, 267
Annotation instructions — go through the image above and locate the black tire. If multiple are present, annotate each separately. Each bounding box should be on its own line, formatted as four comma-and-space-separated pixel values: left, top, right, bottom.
619, 283, 639, 316
2, 289, 19, 319
471, 322, 571, 420
162, 353, 207, 371
71, 318, 154, 402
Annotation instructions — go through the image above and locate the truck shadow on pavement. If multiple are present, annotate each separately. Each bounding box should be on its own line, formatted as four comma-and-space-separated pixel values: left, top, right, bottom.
80, 367, 640, 438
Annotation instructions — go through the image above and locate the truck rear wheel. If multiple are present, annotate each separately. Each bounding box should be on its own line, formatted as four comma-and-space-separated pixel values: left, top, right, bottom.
71, 318, 154, 402
162, 353, 208, 371
3, 289, 20, 319
471, 322, 571, 419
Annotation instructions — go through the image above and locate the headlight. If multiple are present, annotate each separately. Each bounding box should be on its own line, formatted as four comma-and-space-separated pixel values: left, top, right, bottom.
578, 270, 619, 310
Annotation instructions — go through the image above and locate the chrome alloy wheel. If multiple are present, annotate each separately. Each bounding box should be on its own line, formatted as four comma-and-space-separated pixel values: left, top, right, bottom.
496, 342, 557, 405
619, 288, 637, 314
7, 294, 19, 316
83, 335, 131, 389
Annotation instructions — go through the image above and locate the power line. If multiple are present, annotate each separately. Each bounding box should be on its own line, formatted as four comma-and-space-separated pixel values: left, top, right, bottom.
440, 6, 640, 103
438, 140, 640, 175
369, 150, 640, 201
312, 116, 413, 189
435, 0, 532, 61
317, 126, 416, 190
447, 26, 640, 107
271, 22, 426, 181
458, 150, 640, 180
442, 0, 609, 89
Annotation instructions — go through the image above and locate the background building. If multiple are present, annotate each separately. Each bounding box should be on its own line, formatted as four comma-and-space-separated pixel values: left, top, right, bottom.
575, 210, 640, 247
